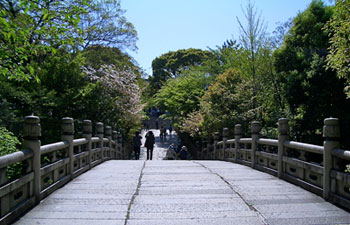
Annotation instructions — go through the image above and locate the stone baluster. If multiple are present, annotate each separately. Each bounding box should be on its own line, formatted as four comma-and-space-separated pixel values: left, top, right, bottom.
323, 118, 340, 200
278, 118, 289, 178
251, 121, 261, 168
117, 133, 123, 159
61, 117, 74, 179
96, 122, 104, 161
23, 115, 41, 204
222, 128, 229, 160
113, 131, 118, 159
104, 126, 112, 160
213, 132, 220, 160
234, 124, 242, 162
82, 120, 92, 169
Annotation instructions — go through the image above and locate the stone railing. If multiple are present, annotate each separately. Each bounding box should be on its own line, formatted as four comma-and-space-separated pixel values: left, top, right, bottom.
0, 116, 125, 225
198, 118, 350, 210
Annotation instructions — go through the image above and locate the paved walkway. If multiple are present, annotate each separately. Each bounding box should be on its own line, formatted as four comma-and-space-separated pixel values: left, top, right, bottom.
14, 160, 350, 225
140, 129, 179, 160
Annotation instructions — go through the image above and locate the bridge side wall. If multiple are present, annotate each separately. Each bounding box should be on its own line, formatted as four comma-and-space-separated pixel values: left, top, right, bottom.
198, 117, 350, 211
0, 116, 125, 225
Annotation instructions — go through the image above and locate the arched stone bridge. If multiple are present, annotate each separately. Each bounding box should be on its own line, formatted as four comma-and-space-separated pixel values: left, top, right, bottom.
0, 116, 349, 225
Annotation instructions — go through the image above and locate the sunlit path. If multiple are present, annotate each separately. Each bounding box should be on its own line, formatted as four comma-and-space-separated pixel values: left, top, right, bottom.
14, 160, 349, 225
140, 129, 179, 160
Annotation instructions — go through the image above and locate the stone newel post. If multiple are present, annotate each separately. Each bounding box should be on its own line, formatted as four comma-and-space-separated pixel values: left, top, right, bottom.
222, 128, 229, 160
213, 132, 220, 160
323, 118, 340, 200
113, 131, 118, 159
104, 126, 112, 160
61, 117, 74, 179
82, 120, 92, 169
23, 115, 41, 204
278, 118, 289, 178
96, 122, 104, 160
117, 133, 123, 159
251, 121, 261, 168
234, 124, 242, 162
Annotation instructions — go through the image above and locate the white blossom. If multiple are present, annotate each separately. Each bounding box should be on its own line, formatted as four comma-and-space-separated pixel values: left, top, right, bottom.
83, 64, 144, 122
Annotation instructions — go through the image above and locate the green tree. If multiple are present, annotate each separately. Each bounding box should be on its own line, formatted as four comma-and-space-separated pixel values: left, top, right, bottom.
82, 45, 139, 73
0, 127, 21, 179
325, 0, 350, 97
79, 0, 138, 51
274, 0, 350, 145
0, 0, 88, 81
154, 71, 209, 127
150, 48, 213, 92
198, 69, 255, 137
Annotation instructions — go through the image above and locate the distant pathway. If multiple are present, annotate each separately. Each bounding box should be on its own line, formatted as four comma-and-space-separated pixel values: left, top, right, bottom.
140, 129, 179, 160
14, 160, 350, 225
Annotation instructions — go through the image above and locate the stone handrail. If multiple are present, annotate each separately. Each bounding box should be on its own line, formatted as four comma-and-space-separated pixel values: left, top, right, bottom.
0, 116, 125, 225
332, 149, 350, 160
284, 141, 324, 154
198, 118, 350, 211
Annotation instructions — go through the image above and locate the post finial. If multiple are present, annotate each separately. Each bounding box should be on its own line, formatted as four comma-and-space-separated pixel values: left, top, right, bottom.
323, 118, 340, 139
24, 115, 41, 138
234, 124, 242, 136
223, 128, 229, 138
278, 118, 289, 135
96, 122, 104, 134
251, 121, 261, 134
83, 120, 92, 134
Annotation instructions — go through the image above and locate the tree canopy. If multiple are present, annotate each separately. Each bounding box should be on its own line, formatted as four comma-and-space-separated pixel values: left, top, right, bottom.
325, 0, 350, 97
149, 48, 213, 92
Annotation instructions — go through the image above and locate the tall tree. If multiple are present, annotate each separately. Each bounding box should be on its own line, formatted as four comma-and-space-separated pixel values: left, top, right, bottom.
79, 0, 138, 51
237, 0, 267, 80
150, 48, 213, 92
274, 0, 350, 145
236, 0, 270, 117
325, 0, 350, 97
0, 0, 88, 81
154, 70, 209, 126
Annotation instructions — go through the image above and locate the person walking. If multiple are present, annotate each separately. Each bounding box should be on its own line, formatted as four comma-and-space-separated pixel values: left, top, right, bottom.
145, 131, 155, 160
168, 125, 173, 136
133, 131, 142, 160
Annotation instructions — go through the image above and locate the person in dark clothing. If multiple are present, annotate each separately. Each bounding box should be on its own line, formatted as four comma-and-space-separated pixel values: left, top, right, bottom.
133, 131, 142, 160
179, 146, 188, 160
144, 131, 155, 160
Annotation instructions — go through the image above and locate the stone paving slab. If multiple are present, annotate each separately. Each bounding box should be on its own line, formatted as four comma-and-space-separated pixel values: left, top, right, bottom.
127, 217, 265, 225
14, 160, 350, 225
14, 219, 125, 225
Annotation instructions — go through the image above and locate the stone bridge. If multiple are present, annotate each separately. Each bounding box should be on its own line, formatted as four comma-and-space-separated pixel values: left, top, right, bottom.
0, 116, 350, 225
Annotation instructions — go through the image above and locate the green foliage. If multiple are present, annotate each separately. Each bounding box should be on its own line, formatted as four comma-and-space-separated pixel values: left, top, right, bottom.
274, 0, 350, 145
0, 0, 89, 81
79, 0, 138, 51
0, 127, 20, 155
0, 127, 22, 179
154, 71, 209, 126
325, 0, 350, 97
198, 69, 256, 137
149, 48, 213, 93
0, 46, 144, 143
82, 45, 139, 73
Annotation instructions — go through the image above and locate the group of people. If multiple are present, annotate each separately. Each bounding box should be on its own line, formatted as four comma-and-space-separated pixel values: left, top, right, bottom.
133, 130, 155, 160
159, 125, 172, 140
133, 129, 188, 160
165, 143, 189, 160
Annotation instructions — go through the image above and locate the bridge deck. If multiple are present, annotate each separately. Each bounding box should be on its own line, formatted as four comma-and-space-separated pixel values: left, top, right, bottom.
14, 160, 349, 225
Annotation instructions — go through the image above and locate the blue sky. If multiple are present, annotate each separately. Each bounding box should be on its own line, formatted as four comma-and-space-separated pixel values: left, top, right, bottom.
122, 0, 321, 75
